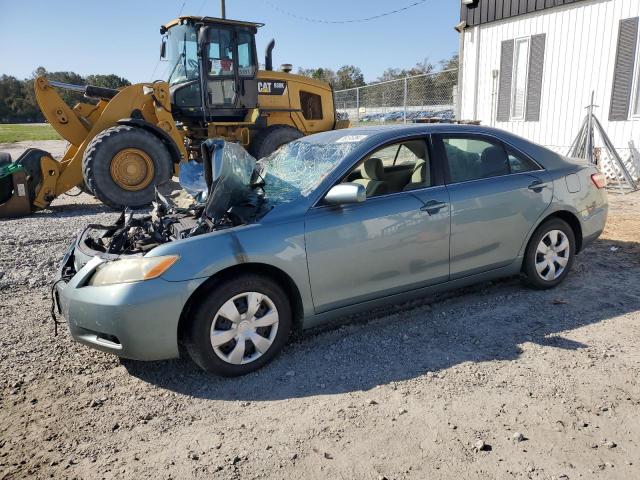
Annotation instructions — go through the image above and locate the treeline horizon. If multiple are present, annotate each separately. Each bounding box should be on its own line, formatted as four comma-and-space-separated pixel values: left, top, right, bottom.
1, 55, 458, 124
0, 67, 131, 123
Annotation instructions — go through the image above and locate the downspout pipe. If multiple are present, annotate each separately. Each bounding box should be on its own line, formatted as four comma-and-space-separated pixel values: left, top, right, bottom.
456, 28, 465, 120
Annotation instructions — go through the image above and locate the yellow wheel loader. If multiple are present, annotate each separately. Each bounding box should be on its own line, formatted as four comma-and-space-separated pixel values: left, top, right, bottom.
0, 16, 349, 217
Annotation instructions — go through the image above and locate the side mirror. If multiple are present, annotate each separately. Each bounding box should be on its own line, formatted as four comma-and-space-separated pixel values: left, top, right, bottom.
324, 183, 366, 205
160, 38, 167, 60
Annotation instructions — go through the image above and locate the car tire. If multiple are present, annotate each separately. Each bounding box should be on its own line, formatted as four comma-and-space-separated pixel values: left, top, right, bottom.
185, 274, 292, 376
522, 218, 576, 290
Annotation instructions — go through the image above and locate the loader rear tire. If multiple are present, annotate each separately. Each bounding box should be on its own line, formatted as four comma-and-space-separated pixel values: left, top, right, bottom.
82, 125, 172, 209
249, 125, 303, 160
0, 152, 11, 167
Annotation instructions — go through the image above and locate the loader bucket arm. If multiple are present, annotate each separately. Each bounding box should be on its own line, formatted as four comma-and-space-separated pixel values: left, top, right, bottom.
34, 76, 92, 147
0, 77, 187, 216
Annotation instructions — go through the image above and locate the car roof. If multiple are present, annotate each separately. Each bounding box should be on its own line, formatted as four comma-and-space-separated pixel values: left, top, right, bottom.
304, 123, 526, 146
335, 123, 510, 137
302, 123, 570, 170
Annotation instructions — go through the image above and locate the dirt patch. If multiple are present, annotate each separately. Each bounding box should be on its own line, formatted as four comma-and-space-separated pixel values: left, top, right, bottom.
0, 153, 639, 479
0, 140, 67, 160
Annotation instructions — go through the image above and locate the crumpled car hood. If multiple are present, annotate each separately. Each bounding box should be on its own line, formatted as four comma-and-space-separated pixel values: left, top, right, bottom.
79, 142, 266, 258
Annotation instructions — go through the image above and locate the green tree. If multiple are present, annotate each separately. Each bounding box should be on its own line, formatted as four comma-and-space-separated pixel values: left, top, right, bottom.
376, 58, 434, 82
85, 74, 131, 90
297, 67, 337, 86
334, 65, 365, 90
0, 67, 132, 123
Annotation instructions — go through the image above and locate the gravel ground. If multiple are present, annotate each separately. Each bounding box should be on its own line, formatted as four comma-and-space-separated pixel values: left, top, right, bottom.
1, 141, 639, 479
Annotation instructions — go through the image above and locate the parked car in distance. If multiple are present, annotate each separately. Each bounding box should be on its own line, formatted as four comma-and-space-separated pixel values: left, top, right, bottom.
54, 124, 608, 376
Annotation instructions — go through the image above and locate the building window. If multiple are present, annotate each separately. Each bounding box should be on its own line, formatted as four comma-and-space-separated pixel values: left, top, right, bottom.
510, 37, 530, 120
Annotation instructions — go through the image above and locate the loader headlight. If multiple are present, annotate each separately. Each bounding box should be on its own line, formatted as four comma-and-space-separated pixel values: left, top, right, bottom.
88, 255, 179, 287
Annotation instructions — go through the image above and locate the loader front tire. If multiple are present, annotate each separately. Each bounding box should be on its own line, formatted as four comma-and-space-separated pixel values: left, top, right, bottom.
249, 125, 303, 160
82, 125, 172, 209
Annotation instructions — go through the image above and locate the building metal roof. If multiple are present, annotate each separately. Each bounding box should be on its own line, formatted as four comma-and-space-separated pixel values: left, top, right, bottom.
460, 0, 586, 27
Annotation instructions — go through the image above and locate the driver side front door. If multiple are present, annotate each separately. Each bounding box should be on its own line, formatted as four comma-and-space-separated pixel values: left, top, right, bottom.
304, 138, 450, 313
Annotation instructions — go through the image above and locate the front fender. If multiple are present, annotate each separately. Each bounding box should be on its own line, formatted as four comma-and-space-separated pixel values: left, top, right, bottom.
147, 221, 315, 318
148, 229, 241, 282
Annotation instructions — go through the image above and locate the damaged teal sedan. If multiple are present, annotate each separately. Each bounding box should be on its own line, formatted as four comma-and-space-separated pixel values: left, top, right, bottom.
54, 125, 608, 376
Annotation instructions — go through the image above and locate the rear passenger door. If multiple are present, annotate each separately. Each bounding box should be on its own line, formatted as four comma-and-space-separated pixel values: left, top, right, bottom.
433, 133, 553, 279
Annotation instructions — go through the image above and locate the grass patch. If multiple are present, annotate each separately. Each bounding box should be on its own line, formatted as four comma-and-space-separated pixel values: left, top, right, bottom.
0, 124, 62, 143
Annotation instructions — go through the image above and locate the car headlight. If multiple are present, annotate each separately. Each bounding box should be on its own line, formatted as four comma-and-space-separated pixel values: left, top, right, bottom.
88, 255, 179, 287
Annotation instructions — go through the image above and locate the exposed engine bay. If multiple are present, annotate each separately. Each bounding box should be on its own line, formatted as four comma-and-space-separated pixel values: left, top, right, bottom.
82, 140, 268, 255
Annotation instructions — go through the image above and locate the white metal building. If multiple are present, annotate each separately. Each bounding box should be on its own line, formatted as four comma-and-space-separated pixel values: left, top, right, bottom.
457, 0, 640, 173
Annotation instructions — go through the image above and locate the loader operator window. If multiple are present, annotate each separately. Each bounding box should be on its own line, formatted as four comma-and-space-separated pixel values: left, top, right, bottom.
205, 28, 237, 106
165, 24, 199, 86
207, 29, 234, 77
237, 31, 256, 77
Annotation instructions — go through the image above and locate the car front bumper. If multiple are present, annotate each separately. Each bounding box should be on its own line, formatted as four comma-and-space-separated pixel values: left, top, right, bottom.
54, 249, 206, 361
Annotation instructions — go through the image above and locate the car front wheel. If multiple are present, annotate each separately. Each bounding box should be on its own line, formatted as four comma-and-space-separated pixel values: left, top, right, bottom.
185, 274, 292, 376
522, 218, 576, 289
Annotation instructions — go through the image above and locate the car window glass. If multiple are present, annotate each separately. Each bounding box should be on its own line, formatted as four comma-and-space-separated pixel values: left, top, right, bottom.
507, 148, 540, 173
442, 137, 510, 183
342, 139, 431, 197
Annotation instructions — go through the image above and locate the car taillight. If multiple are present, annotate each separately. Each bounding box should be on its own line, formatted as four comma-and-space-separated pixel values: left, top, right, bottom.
591, 173, 606, 189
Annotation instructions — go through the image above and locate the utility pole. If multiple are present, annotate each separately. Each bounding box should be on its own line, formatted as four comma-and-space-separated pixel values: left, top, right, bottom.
221, 0, 226, 18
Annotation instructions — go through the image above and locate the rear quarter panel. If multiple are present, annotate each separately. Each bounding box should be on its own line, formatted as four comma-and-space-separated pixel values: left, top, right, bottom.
517, 160, 607, 256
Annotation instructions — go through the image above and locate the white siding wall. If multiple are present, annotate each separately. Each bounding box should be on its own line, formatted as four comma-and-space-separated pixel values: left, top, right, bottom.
460, 0, 640, 156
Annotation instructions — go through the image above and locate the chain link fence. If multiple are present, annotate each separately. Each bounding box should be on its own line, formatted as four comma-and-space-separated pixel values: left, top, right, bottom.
334, 69, 458, 125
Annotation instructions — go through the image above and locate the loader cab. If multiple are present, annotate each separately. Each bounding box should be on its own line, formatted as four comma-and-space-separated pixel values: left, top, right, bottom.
161, 17, 262, 124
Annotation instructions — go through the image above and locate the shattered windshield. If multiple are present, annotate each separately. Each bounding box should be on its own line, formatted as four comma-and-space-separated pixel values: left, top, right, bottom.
178, 137, 363, 222
256, 139, 361, 205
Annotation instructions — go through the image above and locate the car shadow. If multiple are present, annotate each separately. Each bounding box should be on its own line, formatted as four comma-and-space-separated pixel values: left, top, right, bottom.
123, 237, 640, 401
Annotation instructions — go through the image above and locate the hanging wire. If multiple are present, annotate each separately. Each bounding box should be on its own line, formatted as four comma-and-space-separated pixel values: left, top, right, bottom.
177, 0, 187, 16
196, 0, 208, 15
149, 0, 187, 81
263, 0, 429, 24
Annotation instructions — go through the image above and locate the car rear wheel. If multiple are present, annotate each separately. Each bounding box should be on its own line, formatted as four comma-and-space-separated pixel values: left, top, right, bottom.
185, 274, 292, 376
522, 218, 575, 289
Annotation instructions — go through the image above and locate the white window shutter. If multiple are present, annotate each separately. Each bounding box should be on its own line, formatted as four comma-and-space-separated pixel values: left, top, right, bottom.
609, 17, 639, 121
525, 34, 546, 122
497, 39, 514, 122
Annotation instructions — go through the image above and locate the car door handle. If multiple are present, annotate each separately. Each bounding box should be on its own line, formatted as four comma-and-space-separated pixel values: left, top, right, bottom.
420, 200, 448, 215
528, 180, 548, 192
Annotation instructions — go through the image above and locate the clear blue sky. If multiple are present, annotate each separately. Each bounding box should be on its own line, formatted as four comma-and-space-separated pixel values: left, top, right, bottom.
0, 0, 459, 83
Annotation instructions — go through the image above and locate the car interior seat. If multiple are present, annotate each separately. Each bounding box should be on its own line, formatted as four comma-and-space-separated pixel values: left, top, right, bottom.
403, 159, 430, 191
353, 157, 389, 197
480, 146, 510, 178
